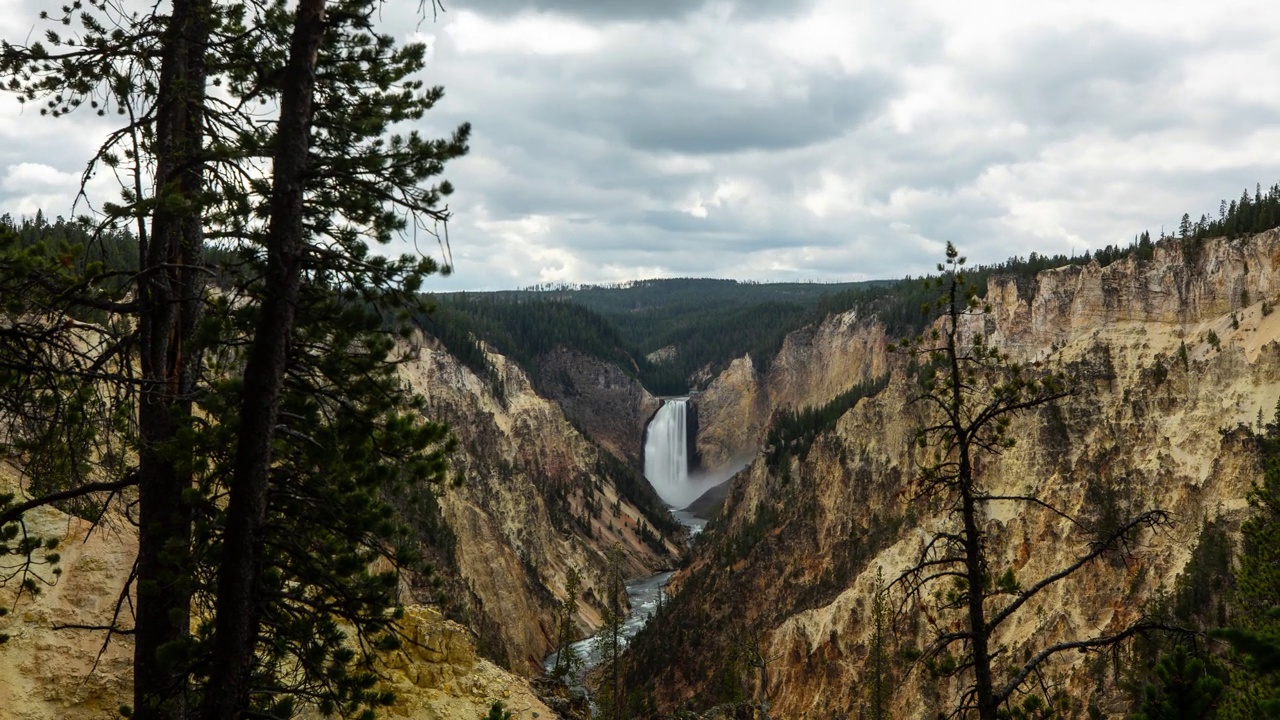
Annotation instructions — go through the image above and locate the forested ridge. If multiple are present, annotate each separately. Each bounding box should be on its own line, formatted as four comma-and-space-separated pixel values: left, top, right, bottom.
11, 182, 1275, 403
421, 186, 1273, 397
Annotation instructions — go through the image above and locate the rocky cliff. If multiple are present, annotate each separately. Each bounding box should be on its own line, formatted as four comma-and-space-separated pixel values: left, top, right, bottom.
531, 347, 661, 468
634, 230, 1280, 718
693, 311, 889, 471
0, 331, 682, 716
400, 336, 682, 673
0, 464, 134, 720
0, 481, 561, 720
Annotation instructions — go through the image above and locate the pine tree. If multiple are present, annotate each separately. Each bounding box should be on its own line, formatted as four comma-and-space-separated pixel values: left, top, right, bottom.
1131, 646, 1225, 720
866, 566, 892, 720
594, 545, 627, 720
551, 567, 585, 682
0, 0, 469, 716
1212, 421, 1280, 718
891, 243, 1169, 720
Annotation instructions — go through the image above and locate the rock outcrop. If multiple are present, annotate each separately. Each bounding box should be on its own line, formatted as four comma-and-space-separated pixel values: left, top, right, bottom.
401, 337, 682, 673
358, 606, 557, 720
532, 347, 661, 468
693, 313, 889, 471
637, 231, 1280, 718
0, 490, 565, 720
0, 464, 134, 720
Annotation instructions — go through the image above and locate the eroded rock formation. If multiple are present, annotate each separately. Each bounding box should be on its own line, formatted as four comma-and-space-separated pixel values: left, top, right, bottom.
637, 231, 1280, 718
392, 337, 682, 673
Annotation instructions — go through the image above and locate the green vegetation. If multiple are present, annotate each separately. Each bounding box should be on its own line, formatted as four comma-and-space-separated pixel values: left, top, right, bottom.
481, 702, 514, 720
1121, 412, 1280, 719
1215, 419, 1280, 717
865, 567, 893, 720
1176, 184, 1280, 263
594, 545, 628, 720
1131, 646, 1226, 720
0, 0, 469, 717
550, 568, 584, 682
426, 250, 1126, 398
764, 376, 889, 471
421, 296, 686, 395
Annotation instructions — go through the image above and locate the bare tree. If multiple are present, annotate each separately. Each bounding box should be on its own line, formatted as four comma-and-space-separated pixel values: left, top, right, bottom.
890, 242, 1169, 720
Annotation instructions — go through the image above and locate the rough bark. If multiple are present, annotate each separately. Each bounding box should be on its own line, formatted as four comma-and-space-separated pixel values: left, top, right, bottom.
199, 0, 326, 716
133, 0, 209, 716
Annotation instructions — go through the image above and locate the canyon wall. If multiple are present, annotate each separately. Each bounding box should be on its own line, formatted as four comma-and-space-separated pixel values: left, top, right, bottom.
0, 485, 560, 720
393, 337, 683, 672
0, 334, 681, 717
531, 346, 662, 468
636, 230, 1280, 718
693, 311, 890, 471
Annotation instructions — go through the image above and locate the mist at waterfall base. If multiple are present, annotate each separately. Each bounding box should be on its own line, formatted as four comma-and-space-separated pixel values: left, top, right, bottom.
541, 399, 744, 683
643, 398, 734, 511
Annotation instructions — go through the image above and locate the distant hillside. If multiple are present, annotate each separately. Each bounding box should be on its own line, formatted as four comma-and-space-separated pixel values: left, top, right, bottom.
430, 279, 884, 393
415, 296, 688, 395
427, 260, 1134, 395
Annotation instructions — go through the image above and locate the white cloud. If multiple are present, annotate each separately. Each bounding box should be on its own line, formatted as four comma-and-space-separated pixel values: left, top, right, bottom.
5, 0, 1280, 287
2, 162, 78, 191
444, 11, 604, 55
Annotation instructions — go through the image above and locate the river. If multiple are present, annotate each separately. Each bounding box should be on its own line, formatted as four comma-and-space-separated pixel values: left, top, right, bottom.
541, 510, 705, 681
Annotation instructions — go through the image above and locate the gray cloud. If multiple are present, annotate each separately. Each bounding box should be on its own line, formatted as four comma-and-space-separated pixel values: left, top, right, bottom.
5, 0, 1280, 290
451, 0, 808, 21
593, 70, 895, 154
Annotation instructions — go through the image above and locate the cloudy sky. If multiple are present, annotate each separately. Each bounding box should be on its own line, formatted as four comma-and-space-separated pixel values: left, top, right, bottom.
2, 0, 1280, 289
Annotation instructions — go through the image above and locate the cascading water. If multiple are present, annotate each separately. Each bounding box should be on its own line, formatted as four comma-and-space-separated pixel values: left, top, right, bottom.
543, 398, 730, 683
643, 398, 688, 504
642, 398, 726, 510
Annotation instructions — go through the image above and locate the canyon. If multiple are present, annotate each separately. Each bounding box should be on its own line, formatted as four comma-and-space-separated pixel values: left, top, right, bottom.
3, 230, 1279, 718
632, 230, 1280, 717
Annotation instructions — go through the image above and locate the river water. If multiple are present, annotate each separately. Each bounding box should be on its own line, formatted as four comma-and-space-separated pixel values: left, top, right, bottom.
541, 510, 706, 681
541, 569, 675, 678
543, 401, 713, 681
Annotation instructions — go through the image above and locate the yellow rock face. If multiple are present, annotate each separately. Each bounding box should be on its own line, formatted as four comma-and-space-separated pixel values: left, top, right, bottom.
0, 484, 556, 720
0, 465, 135, 720
304, 606, 556, 720
659, 232, 1280, 718
694, 313, 888, 472
398, 338, 682, 672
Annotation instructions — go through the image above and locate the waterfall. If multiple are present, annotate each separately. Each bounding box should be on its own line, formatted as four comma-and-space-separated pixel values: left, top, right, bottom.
643, 398, 689, 507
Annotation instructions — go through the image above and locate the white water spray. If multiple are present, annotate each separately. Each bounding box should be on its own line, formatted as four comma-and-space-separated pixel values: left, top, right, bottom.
643, 398, 688, 505
642, 398, 728, 509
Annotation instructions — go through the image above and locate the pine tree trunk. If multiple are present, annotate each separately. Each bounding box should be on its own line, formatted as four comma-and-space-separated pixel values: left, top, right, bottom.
199, 1, 326, 716
961, 462, 997, 720
133, 0, 209, 716
947, 281, 997, 720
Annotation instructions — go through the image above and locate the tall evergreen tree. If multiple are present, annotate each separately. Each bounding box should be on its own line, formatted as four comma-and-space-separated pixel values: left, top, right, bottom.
1213, 422, 1280, 718
1131, 646, 1225, 720
0, 0, 469, 716
551, 567, 585, 682
865, 567, 893, 720
594, 545, 628, 720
